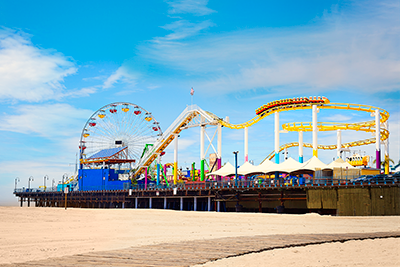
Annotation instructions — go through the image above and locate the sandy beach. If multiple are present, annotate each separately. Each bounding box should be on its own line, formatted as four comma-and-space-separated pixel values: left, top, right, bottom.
0, 207, 399, 266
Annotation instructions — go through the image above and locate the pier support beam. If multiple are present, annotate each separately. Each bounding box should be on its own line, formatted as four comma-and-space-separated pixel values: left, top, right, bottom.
217, 201, 220, 212
194, 197, 197, 211
149, 197, 152, 209
180, 197, 183, 211
164, 197, 167, 209
135, 198, 138, 209
207, 197, 211, 211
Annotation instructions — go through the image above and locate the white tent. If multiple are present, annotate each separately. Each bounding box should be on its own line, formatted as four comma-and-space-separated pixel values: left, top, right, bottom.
327, 158, 357, 169
293, 156, 331, 172
237, 161, 257, 175
206, 162, 235, 176
267, 157, 304, 173
252, 160, 279, 173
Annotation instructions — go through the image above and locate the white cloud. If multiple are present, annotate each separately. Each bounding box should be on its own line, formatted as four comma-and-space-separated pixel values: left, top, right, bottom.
0, 103, 92, 138
0, 29, 77, 102
159, 20, 214, 41
143, 0, 400, 96
103, 66, 138, 89
166, 0, 216, 16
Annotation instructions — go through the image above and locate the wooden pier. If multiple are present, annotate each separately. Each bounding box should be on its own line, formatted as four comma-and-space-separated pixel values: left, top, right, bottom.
14, 182, 400, 216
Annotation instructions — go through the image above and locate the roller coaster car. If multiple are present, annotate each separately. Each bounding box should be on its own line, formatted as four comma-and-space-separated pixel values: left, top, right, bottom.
254, 96, 330, 115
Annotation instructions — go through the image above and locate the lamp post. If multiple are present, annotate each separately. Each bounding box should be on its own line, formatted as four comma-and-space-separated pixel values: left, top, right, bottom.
43, 175, 49, 192
28, 176, 34, 191
233, 151, 239, 186
15, 177, 20, 191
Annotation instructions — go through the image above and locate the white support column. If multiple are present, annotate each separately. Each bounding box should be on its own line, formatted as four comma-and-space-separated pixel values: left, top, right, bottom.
337, 129, 342, 159
173, 134, 178, 185
274, 112, 280, 164
207, 197, 211, 211
201, 119, 205, 160
217, 123, 222, 170
149, 197, 152, 209
375, 109, 381, 169
180, 197, 183, 211
218, 124, 222, 159
298, 131, 304, 163
135, 198, 138, 209
164, 197, 167, 209
200, 117, 205, 181
312, 105, 319, 157
217, 201, 220, 212
194, 197, 197, 211
384, 121, 389, 174
244, 126, 249, 162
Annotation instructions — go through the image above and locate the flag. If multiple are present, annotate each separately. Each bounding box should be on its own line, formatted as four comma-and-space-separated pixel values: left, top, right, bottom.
190, 87, 194, 95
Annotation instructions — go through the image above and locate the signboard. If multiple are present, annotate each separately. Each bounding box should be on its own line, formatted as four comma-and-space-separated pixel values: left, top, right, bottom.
64, 187, 69, 194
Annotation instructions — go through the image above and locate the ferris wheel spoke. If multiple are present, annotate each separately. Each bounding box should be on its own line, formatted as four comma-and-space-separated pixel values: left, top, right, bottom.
79, 102, 163, 169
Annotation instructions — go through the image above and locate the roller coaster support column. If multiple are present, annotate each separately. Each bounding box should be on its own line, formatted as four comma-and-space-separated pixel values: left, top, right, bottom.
312, 105, 319, 157
384, 121, 389, 174
174, 134, 178, 185
145, 167, 148, 190
244, 126, 249, 162
299, 131, 303, 163
217, 123, 222, 170
200, 119, 205, 181
156, 155, 160, 186
274, 112, 280, 184
274, 112, 280, 164
337, 130, 342, 159
375, 109, 381, 170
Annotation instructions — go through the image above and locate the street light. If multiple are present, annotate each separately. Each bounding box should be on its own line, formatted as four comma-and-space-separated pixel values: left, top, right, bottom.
43, 175, 49, 192
233, 151, 239, 186
28, 176, 34, 191
15, 177, 20, 191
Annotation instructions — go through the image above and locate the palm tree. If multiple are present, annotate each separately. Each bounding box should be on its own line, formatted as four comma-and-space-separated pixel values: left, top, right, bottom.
373, 157, 395, 168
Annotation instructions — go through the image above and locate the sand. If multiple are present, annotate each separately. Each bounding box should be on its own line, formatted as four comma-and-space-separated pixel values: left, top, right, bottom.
0, 207, 399, 266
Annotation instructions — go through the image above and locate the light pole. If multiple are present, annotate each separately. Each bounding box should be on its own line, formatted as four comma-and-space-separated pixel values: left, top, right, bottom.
15, 177, 20, 191
43, 175, 49, 192
233, 151, 239, 186
28, 176, 34, 191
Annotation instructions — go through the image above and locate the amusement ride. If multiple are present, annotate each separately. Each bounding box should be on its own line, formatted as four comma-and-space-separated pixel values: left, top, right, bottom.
75, 96, 390, 190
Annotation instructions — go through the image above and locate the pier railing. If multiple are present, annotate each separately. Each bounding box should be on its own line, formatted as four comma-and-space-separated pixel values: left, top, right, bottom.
15, 175, 398, 193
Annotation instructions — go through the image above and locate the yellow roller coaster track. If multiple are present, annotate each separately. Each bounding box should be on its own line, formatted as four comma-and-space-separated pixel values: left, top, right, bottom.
213, 102, 389, 161
264, 138, 379, 162
216, 103, 389, 129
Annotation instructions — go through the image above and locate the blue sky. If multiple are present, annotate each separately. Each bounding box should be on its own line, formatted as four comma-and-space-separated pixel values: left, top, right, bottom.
0, 0, 399, 205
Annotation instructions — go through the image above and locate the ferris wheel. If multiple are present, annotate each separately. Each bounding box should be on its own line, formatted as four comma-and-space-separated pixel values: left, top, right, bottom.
79, 102, 162, 168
